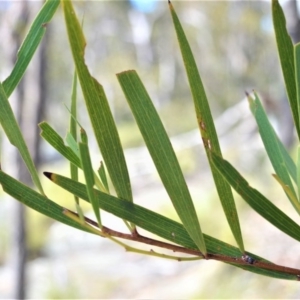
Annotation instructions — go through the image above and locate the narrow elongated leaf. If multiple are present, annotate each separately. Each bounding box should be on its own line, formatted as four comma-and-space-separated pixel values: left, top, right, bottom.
248, 93, 298, 208
0, 170, 89, 233
277, 135, 296, 183
40, 122, 81, 168
70, 72, 78, 141
3, 0, 60, 97
62, 0, 132, 203
79, 130, 101, 226
69, 73, 79, 173
44, 171, 298, 280
40, 122, 107, 193
295, 43, 300, 129
272, 0, 300, 138
297, 146, 300, 202
69, 71, 79, 160
273, 174, 300, 215
0, 169, 296, 280
117, 70, 206, 256
0, 83, 44, 195
68, 72, 84, 221
169, 2, 244, 252
47, 171, 196, 249
98, 161, 109, 193
211, 153, 300, 243
66, 132, 80, 160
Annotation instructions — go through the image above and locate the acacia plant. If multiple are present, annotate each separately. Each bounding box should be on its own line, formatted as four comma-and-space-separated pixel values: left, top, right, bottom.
1, 0, 300, 281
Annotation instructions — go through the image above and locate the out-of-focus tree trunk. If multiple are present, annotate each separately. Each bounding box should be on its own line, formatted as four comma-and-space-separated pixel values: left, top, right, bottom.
1, 1, 47, 298
4, 3, 29, 299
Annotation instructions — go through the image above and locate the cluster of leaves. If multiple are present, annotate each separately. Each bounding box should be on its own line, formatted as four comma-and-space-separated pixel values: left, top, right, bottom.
1, 0, 300, 281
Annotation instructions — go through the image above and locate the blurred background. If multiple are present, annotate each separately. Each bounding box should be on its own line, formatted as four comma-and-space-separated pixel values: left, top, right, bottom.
0, 0, 300, 298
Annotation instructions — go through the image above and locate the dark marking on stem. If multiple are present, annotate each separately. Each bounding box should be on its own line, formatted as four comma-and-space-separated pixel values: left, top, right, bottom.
42, 22, 48, 28
207, 139, 212, 150
199, 119, 206, 131
202, 137, 212, 150
197, 115, 207, 132
242, 254, 255, 265
202, 137, 208, 148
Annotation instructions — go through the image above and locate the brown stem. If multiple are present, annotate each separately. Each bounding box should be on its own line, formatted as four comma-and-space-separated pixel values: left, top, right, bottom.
68, 209, 300, 280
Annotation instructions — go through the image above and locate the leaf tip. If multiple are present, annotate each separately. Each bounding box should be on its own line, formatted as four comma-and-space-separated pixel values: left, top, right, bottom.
116, 69, 135, 77
43, 172, 54, 180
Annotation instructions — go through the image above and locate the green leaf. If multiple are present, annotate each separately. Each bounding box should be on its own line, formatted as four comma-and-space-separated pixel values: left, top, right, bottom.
277, 135, 297, 184
0, 83, 44, 195
273, 174, 300, 215
79, 129, 101, 227
40, 121, 107, 193
2, 0, 60, 97
272, 0, 300, 138
211, 152, 300, 243
98, 161, 109, 193
117, 70, 206, 256
297, 146, 300, 202
65, 132, 80, 159
169, 2, 244, 252
62, 0, 133, 203
47, 171, 203, 251
0, 169, 296, 280
248, 92, 298, 209
39, 122, 81, 168
68, 71, 82, 219
44, 171, 298, 280
0, 170, 90, 234
295, 43, 300, 129
117, 71, 206, 255
69, 71, 78, 149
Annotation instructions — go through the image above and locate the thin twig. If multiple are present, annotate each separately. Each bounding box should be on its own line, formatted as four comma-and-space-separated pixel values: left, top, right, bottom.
67, 209, 300, 279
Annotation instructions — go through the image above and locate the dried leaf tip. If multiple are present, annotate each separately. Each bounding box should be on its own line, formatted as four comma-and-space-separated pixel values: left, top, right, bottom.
43, 172, 53, 180
245, 90, 250, 97
168, 0, 171, 4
